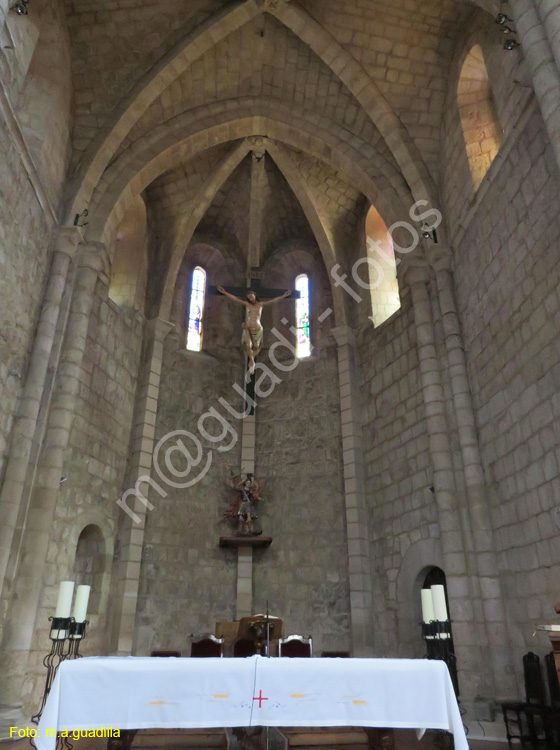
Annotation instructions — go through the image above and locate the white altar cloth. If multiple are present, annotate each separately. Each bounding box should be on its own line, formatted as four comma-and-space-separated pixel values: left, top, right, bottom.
36, 655, 468, 750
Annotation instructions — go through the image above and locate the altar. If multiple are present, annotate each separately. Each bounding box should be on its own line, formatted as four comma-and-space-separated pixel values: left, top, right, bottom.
35, 655, 468, 750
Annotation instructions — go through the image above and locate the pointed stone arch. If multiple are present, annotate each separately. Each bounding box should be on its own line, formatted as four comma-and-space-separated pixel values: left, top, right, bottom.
64, 0, 260, 221
161, 138, 348, 326
84, 98, 411, 246
268, 1, 440, 216
65, 0, 446, 235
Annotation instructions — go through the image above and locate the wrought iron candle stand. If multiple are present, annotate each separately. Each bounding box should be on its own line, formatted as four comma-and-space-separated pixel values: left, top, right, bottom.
66, 619, 89, 659
421, 620, 461, 750
31, 617, 73, 724
421, 619, 460, 696
31, 617, 89, 724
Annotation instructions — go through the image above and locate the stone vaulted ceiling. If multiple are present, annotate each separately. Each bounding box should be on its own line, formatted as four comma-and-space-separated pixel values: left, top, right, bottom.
60, 0, 503, 291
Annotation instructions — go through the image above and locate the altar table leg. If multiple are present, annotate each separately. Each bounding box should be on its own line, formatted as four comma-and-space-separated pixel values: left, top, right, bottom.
107, 729, 138, 750
365, 728, 395, 750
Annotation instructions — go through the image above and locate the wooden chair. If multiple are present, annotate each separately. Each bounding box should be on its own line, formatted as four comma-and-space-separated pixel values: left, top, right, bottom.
321, 651, 350, 658
189, 634, 224, 658
502, 652, 552, 748
547, 652, 560, 708
543, 653, 560, 748
278, 635, 312, 658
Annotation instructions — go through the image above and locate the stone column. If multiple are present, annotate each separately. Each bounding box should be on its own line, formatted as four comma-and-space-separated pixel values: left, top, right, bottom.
430, 248, 516, 698
0, 242, 108, 727
534, 0, 560, 76
509, 0, 560, 172
404, 263, 495, 703
110, 318, 173, 655
0, 227, 81, 598
331, 325, 374, 657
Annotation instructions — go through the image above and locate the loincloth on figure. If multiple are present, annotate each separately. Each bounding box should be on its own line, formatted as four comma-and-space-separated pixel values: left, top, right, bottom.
241, 323, 263, 354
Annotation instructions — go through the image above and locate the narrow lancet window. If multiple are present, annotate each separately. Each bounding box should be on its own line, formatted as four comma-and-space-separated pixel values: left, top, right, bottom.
186, 267, 206, 352
295, 274, 311, 359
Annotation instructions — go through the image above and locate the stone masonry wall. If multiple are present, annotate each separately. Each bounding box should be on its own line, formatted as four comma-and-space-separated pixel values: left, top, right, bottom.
451, 107, 560, 677
0, 117, 51, 494
358, 293, 433, 658
135, 244, 350, 655
254, 252, 349, 654
135, 340, 243, 654
23, 283, 144, 707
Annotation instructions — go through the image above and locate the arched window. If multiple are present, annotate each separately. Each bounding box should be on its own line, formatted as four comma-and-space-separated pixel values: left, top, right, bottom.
295, 274, 311, 359
458, 45, 503, 190
365, 205, 401, 327
186, 267, 207, 352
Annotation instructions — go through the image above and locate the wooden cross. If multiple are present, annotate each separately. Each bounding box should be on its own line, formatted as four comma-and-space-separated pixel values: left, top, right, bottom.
207, 277, 301, 301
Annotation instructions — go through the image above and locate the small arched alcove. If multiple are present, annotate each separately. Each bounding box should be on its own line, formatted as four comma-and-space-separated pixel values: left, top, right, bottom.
365, 205, 401, 328
72, 524, 106, 615
458, 44, 503, 190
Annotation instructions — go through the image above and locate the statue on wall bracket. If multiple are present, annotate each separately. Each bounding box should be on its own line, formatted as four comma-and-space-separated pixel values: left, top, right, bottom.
224, 471, 265, 536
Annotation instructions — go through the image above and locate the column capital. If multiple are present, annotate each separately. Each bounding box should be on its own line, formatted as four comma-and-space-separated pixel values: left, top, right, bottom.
402, 260, 430, 288
331, 325, 356, 349
76, 241, 111, 279
53, 226, 83, 259
427, 246, 454, 273
145, 318, 175, 342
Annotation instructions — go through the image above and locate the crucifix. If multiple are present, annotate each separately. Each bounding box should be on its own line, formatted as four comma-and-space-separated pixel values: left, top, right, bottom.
210, 280, 297, 374
215, 141, 300, 619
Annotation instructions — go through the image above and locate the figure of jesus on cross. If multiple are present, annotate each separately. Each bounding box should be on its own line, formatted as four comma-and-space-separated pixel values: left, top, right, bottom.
217, 284, 293, 373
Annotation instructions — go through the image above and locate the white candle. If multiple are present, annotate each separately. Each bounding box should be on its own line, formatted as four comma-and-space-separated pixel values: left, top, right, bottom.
421, 589, 435, 640
55, 581, 74, 618
73, 585, 90, 623
431, 585, 449, 621
431, 584, 449, 639
421, 589, 435, 623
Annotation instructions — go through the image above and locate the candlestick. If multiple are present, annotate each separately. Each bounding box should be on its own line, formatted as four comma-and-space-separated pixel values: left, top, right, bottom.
431, 585, 448, 620
421, 589, 435, 621
73, 585, 90, 623
431, 585, 449, 639
421, 589, 435, 639
55, 581, 74, 618
31, 616, 73, 724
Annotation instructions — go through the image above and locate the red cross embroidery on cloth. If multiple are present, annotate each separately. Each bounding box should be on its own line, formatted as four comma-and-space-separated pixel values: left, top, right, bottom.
253, 690, 269, 708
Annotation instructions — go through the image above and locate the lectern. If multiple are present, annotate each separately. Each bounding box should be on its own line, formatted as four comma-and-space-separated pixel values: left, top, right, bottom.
238, 614, 283, 656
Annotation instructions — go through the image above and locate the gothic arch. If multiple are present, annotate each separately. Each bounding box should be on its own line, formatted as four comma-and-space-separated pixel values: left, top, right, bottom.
64, 0, 444, 232
269, 1, 440, 214
161, 138, 347, 325
84, 99, 410, 245
64, 0, 261, 221
458, 44, 503, 189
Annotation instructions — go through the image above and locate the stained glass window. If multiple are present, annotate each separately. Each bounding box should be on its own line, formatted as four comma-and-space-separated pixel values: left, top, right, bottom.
295, 274, 311, 359
186, 267, 206, 352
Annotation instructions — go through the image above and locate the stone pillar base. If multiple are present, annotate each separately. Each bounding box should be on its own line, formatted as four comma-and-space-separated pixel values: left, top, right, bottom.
0, 702, 26, 739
